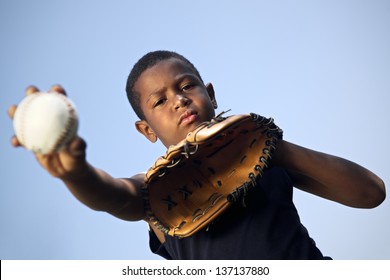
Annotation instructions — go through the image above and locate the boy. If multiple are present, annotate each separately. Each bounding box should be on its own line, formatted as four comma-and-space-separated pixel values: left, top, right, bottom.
8, 50, 385, 259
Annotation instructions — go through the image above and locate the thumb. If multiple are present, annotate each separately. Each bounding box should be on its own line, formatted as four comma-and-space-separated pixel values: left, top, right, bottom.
55, 136, 88, 179
67, 136, 87, 159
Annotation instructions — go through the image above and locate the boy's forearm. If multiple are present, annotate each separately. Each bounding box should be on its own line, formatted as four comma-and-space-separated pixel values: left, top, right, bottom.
61, 163, 144, 221
273, 140, 386, 208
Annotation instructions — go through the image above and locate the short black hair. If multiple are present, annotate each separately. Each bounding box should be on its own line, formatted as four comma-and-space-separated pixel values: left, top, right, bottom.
126, 50, 203, 120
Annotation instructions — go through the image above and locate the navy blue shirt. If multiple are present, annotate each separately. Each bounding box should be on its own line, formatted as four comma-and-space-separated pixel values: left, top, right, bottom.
149, 167, 327, 259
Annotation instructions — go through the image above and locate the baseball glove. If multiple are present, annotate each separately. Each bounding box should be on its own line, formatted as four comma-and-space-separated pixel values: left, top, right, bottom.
143, 112, 283, 238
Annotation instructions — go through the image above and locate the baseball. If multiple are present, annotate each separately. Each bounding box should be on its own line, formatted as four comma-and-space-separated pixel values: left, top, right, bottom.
13, 92, 79, 154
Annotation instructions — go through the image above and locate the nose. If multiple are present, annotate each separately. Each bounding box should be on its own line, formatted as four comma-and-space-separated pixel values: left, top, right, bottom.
174, 94, 190, 110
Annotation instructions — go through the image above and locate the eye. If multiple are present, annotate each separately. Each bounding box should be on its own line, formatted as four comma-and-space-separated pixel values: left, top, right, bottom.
181, 83, 195, 91
153, 98, 166, 108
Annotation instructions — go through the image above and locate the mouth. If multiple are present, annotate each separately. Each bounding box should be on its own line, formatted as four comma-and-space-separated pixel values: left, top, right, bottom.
178, 110, 198, 125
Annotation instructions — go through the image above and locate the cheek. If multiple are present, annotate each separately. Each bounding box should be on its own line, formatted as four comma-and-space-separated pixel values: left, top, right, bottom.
198, 93, 214, 107
150, 118, 173, 137
198, 96, 215, 115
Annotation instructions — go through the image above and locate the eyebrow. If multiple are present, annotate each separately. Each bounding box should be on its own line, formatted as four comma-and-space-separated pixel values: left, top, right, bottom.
176, 73, 199, 82
145, 73, 200, 104
146, 87, 165, 104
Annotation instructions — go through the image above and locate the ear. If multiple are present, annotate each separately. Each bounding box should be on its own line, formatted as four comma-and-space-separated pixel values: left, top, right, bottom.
205, 83, 218, 109
135, 120, 158, 143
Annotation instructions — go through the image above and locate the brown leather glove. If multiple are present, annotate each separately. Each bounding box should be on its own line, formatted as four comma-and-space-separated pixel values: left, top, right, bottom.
143, 112, 283, 238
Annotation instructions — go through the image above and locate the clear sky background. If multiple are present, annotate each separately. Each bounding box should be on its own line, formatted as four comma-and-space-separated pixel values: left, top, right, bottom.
1, 0, 389, 260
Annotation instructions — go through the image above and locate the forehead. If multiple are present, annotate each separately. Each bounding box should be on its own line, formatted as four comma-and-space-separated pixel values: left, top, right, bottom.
134, 58, 197, 95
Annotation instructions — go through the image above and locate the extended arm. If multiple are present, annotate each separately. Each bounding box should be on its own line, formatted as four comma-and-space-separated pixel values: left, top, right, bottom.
57, 144, 146, 221
273, 140, 386, 208
9, 85, 146, 222
29, 135, 146, 221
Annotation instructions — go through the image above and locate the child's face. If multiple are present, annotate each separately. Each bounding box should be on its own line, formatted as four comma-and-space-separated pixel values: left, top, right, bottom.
134, 58, 217, 147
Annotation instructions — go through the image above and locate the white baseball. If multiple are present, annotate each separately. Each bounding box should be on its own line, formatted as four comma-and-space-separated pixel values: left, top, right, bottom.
13, 92, 79, 154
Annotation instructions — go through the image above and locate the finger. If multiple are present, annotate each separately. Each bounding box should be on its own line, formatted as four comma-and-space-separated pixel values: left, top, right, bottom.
11, 136, 21, 147
35, 153, 63, 178
8, 86, 39, 120
7, 105, 17, 119
25, 85, 40, 96
36, 137, 87, 178
49, 84, 67, 96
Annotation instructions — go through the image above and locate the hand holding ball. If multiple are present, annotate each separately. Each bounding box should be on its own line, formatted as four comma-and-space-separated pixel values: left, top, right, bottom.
13, 92, 79, 154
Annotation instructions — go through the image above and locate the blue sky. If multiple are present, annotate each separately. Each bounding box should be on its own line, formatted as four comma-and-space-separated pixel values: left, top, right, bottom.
1, 0, 389, 259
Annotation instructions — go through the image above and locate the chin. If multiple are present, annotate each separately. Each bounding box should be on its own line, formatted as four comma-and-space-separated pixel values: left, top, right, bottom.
187, 121, 202, 132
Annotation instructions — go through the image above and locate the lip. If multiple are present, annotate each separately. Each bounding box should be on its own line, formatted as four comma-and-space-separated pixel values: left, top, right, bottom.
178, 110, 198, 125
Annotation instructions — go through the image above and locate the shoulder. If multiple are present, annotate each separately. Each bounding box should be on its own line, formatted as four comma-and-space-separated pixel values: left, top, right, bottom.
109, 172, 148, 221
130, 172, 147, 183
